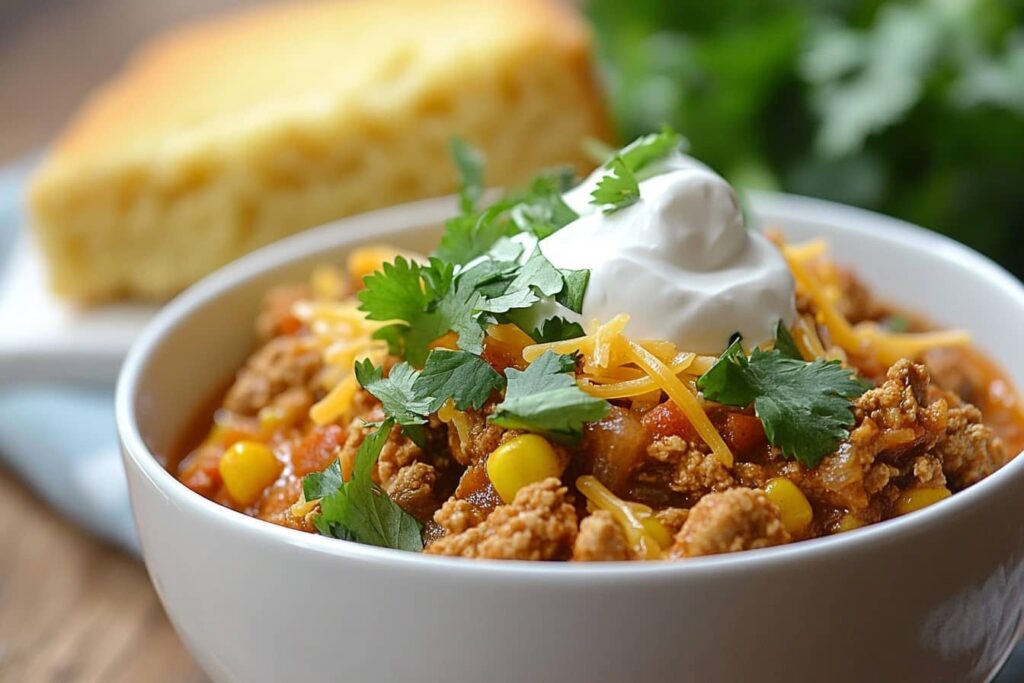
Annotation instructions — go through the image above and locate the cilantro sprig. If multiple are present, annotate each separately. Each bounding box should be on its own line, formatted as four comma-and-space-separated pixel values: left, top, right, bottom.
304, 419, 424, 551
697, 328, 871, 467
413, 349, 506, 413
434, 143, 580, 265
590, 156, 640, 214
354, 360, 431, 445
489, 351, 610, 444
359, 244, 586, 367
590, 125, 685, 214
530, 317, 586, 343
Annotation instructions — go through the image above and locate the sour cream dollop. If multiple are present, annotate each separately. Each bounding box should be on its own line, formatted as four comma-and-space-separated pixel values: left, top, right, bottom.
538, 153, 796, 353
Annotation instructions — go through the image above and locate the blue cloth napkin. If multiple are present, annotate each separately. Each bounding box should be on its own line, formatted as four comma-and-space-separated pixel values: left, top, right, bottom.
0, 156, 138, 554
1, 156, 1022, 679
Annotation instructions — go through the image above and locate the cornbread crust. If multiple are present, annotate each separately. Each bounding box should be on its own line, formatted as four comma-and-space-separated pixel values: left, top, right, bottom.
29, 0, 611, 302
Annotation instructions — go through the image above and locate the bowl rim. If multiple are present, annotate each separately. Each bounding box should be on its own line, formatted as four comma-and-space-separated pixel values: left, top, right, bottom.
115, 190, 1024, 579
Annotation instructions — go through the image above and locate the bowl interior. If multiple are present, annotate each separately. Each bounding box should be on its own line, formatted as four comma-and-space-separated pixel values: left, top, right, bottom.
125, 191, 1024, 489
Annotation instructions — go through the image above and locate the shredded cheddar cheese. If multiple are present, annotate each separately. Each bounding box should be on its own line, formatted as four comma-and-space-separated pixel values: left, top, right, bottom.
855, 325, 971, 367
576, 475, 669, 559
624, 339, 735, 467
792, 314, 828, 360
298, 246, 408, 426
579, 353, 695, 399
782, 241, 970, 363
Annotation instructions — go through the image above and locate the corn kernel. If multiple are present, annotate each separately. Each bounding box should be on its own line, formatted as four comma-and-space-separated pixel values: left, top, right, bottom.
764, 477, 813, 535
835, 513, 863, 533
310, 265, 347, 301
218, 441, 283, 506
895, 486, 951, 516
258, 404, 298, 434
486, 434, 563, 503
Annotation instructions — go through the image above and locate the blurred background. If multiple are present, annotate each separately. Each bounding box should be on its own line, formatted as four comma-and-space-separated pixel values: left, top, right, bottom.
3, 0, 1022, 273
592, 0, 1024, 276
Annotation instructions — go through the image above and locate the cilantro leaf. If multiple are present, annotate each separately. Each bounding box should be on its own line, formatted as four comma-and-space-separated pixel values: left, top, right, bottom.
617, 125, 684, 174
479, 287, 540, 315
590, 156, 640, 214
774, 320, 803, 360
883, 314, 910, 333
434, 276, 486, 355
451, 138, 483, 213
509, 248, 565, 297
555, 269, 590, 314
490, 351, 609, 443
354, 360, 430, 426
696, 338, 755, 405
312, 419, 423, 551
510, 168, 579, 239
530, 317, 586, 343
481, 247, 565, 314
358, 257, 481, 366
357, 256, 433, 322
434, 201, 516, 266
697, 344, 870, 468
413, 349, 505, 412
354, 360, 430, 445
302, 459, 343, 502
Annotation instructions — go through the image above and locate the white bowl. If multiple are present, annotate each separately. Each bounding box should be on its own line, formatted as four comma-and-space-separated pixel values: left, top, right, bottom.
116, 192, 1024, 683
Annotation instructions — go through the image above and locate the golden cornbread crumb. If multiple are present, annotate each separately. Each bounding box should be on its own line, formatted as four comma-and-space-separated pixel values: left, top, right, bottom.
29, 0, 611, 302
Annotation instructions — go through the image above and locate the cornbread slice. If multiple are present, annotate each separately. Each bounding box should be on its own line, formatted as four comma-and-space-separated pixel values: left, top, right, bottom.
29, 0, 611, 302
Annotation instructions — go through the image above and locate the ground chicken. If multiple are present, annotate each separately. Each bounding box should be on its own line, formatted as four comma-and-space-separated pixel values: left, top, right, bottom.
672, 488, 788, 558
446, 407, 514, 466
385, 462, 438, 522
426, 478, 577, 560
573, 510, 630, 562
377, 426, 424, 487
647, 436, 735, 496
795, 360, 948, 511
931, 401, 1007, 488
223, 336, 324, 416
855, 360, 947, 440
433, 498, 488, 535
654, 507, 689, 536
912, 454, 946, 488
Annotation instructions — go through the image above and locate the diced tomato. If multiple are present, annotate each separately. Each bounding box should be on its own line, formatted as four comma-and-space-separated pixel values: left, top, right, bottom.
641, 401, 699, 443
481, 339, 526, 374
291, 425, 345, 476
642, 402, 767, 459
277, 315, 303, 336
178, 446, 223, 497
714, 412, 767, 459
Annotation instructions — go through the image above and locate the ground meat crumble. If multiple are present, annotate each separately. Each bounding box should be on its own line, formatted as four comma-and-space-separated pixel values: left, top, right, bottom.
672, 488, 789, 558
426, 478, 577, 560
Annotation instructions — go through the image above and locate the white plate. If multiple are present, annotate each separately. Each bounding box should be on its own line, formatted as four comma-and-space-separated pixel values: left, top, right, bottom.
0, 232, 157, 383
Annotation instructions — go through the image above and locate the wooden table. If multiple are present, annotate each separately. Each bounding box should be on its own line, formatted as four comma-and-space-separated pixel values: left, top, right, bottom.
0, 470, 206, 682
0, 1, 262, 679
